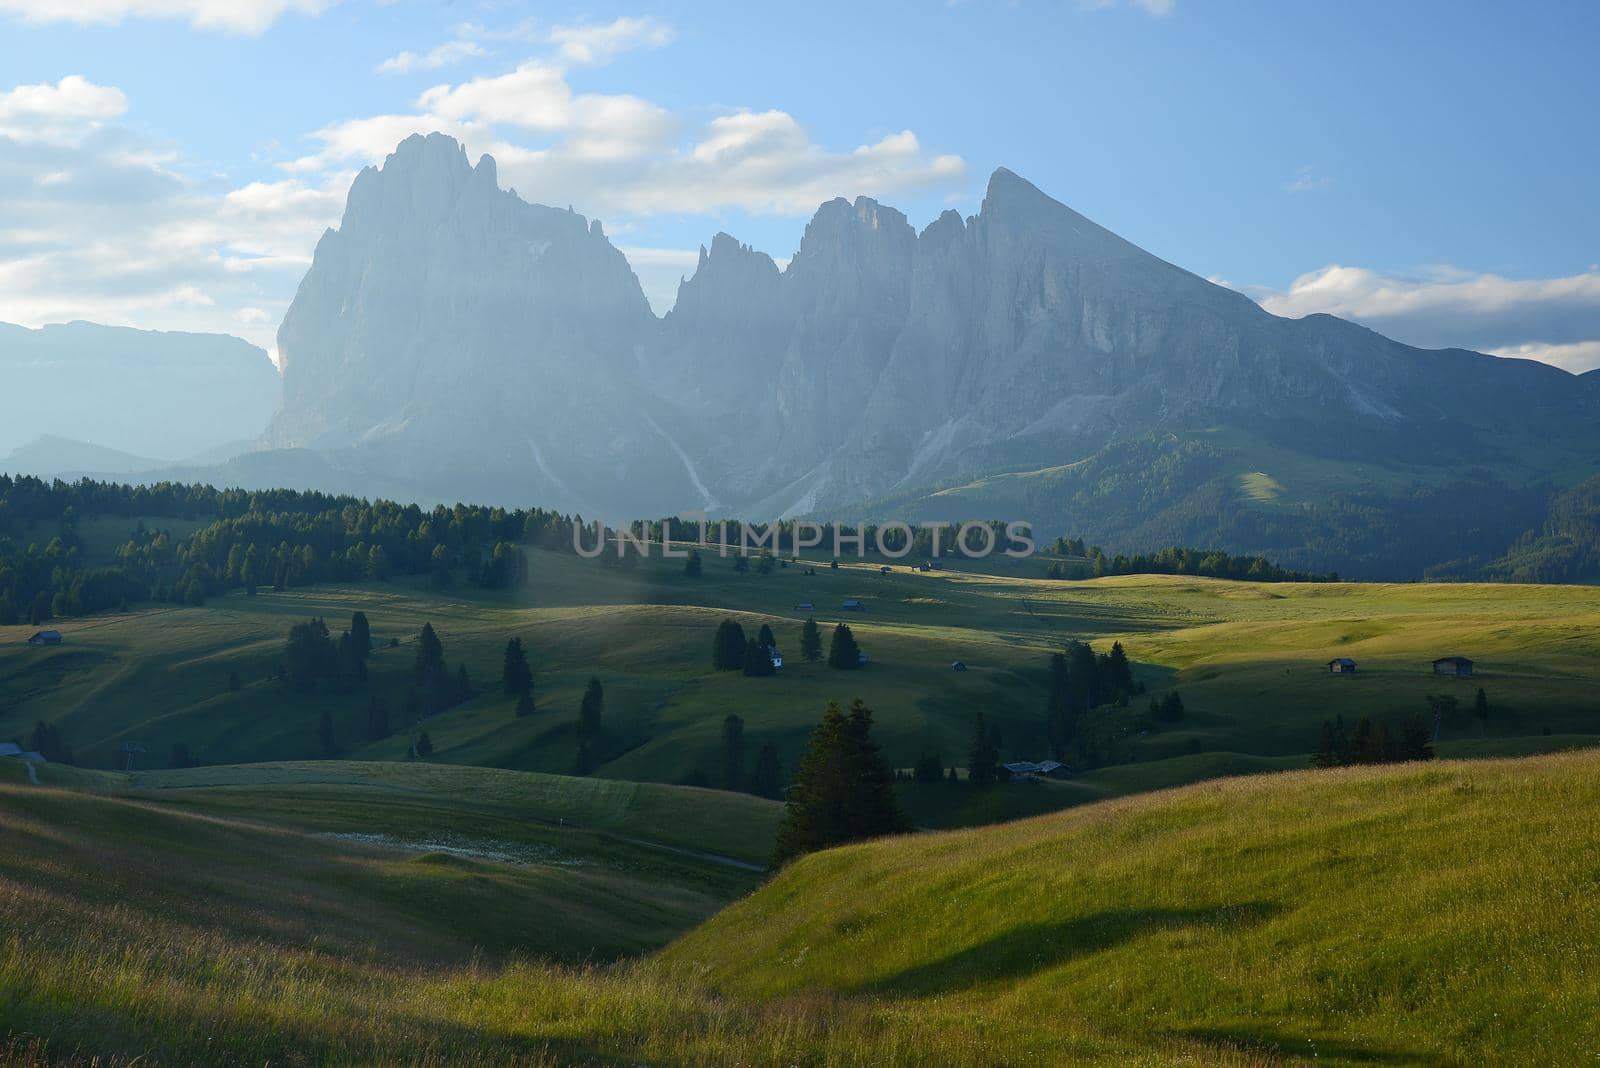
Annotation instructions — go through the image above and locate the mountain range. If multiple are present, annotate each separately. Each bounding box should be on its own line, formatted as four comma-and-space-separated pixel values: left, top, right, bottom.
8, 132, 1599, 578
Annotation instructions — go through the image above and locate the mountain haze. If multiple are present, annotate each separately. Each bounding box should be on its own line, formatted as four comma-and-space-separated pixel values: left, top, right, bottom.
0, 321, 278, 462
256, 134, 1600, 576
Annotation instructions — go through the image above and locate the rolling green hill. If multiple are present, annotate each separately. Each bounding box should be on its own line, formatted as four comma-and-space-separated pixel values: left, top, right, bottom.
4, 541, 1598, 833
4, 750, 1598, 1064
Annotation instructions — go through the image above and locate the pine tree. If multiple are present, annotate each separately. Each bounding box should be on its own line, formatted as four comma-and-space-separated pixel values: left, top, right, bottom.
575, 737, 594, 775
1400, 713, 1436, 762
516, 690, 536, 718
827, 623, 861, 670
742, 638, 775, 677
749, 741, 783, 799
414, 623, 444, 682
502, 636, 533, 696
1475, 687, 1489, 722
967, 711, 1001, 786
1046, 651, 1072, 757
712, 619, 747, 671
1105, 640, 1134, 695
579, 676, 604, 736
757, 623, 776, 650
947, 765, 960, 784
772, 699, 907, 865
455, 663, 472, 702
721, 714, 745, 790
350, 611, 371, 658
800, 617, 822, 662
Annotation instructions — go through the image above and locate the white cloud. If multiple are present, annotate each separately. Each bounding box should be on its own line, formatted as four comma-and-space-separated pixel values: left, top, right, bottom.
548, 16, 673, 65
1254, 264, 1600, 373
0, 75, 127, 143
1488, 341, 1600, 375
375, 39, 486, 76
0, 78, 346, 349
0, 0, 333, 33
618, 245, 700, 314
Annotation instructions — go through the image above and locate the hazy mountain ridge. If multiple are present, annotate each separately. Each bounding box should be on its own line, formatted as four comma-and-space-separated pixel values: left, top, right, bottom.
0, 321, 278, 462
36, 132, 1596, 578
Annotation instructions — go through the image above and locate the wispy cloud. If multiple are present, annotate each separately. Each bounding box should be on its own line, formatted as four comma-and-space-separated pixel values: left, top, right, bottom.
375, 39, 486, 76
285, 18, 965, 218
1251, 264, 1600, 373
0, 0, 332, 34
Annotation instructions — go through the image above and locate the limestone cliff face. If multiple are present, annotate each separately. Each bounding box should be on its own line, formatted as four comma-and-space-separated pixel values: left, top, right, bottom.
269, 133, 697, 514
266, 133, 1597, 532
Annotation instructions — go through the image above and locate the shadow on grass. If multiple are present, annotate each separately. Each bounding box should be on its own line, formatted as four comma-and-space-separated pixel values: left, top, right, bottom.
1179, 1025, 1435, 1065
857, 902, 1281, 997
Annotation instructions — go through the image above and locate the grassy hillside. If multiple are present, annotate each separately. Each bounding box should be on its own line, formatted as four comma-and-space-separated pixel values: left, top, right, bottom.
663, 749, 1600, 1064
5, 751, 1598, 1064
3, 540, 1598, 829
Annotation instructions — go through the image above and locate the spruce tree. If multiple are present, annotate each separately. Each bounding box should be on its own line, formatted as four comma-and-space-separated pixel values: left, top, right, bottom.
1046, 651, 1072, 757
414, 623, 444, 682
757, 623, 776, 650
515, 690, 536, 718
742, 638, 775, 676
772, 699, 906, 865
712, 619, 747, 671
501, 637, 533, 696
800, 617, 822, 662
827, 623, 861, 669
579, 676, 604, 736
749, 741, 784, 799
350, 611, 371, 658
967, 711, 1001, 786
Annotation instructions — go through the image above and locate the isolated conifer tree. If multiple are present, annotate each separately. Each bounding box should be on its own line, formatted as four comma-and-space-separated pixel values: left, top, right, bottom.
967, 711, 1001, 786
772, 699, 906, 865
1105, 640, 1134, 695
1046, 651, 1073, 757
579, 676, 604, 736
749, 741, 783, 799
414, 623, 444, 682
501, 637, 533, 696
575, 737, 594, 775
515, 690, 536, 718
350, 611, 371, 658
712, 619, 747, 671
827, 623, 861, 669
947, 765, 960, 784
800, 617, 822, 662
757, 623, 776, 650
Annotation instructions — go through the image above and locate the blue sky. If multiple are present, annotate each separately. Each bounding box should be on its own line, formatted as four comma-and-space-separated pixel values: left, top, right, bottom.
2, 0, 1598, 370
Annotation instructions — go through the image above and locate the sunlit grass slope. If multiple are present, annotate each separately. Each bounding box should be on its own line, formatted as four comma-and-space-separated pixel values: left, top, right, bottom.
664, 749, 1600, 1065
5, 752, 1598, 1064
